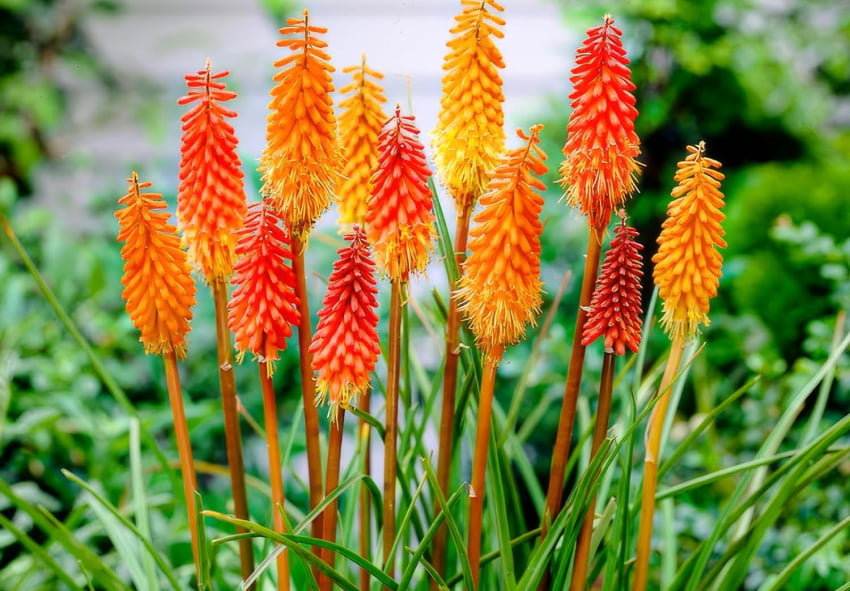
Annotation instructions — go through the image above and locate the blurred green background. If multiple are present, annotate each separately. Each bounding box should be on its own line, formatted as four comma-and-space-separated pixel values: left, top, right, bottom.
1, 0, 848, 588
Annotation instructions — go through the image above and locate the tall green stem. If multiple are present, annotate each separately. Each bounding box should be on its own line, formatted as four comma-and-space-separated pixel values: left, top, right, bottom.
360, 388, 372, 591
290, 233, 325, 549
633, 332, 686, 591
432, 205, 472, 584
212, 278, 255, 588
467, 352, 502, 589
163, 351, 200, 582
543, 227, 604, 536
383, 279, 405, 581
259, 363, 290, 591
319, 409, 346, 591
569, 351, 615, 591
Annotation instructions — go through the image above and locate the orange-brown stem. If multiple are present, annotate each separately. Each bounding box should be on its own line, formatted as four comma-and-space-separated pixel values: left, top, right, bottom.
259, 363, 291, 591
212, 278, 255, 588
467, 351, 503, 589
382, 279, 405, 581
633, 332, 686, 591
319, 409, 346, 591
432, 205, 472, 584
569, 351, 616, 591
290, 233, 325, 550
542, 227, 603, 532
162, 350, 200, 581
540, 226, 602, 591
359, 388, 372, 591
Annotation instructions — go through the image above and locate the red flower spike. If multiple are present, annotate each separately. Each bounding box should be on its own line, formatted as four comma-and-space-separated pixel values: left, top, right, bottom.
228, 200, 301, 374
309, 225, 380, 413
559, 14, 641, 229
582, 213, 644, 355
116, 173, 196, 358
177, 60, 247, 282
366, 105, 436, 282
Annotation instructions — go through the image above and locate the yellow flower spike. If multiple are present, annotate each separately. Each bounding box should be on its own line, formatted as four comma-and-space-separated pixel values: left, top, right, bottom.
116, 172, 196, 358
653, 141, 726, 340
432, 0, 507, 215
455, 125, 548, 357
337, 56, 387, 229
261, 9, 342, 236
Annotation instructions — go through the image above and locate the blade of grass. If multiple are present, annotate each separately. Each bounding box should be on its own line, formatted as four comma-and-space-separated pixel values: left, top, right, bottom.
129, 418, 161, 591
0, 512, 85, 590
194, 491, 214, 591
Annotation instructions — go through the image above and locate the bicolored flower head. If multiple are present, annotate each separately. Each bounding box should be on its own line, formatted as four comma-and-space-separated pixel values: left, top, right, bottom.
365, 105, 436, 282
309, 225, 380, 415
432, 0, 506, 215
559, 14, 641, 229
260, 9, 341, 236
336, 55, 387, 229
455, 125, 548, 358
116, 172, 196, 358
582, 212, 644, 355
177, 60, 247, 283
653, 141, 726, 340
227, 200, 301, 374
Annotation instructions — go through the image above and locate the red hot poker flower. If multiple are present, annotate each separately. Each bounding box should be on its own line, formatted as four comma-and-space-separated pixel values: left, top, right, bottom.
560, 14, 641, 229
228, 200, 301, 373
582, 213, 644, 355
455, 125, 548, 357
261, 9, 341, 236
116, 172, 196, 358
177, 60, 247, 282
366, 105, 436, 282
652, 141, 726, 340
337, 56, 387, 229
309, 225, 380, 413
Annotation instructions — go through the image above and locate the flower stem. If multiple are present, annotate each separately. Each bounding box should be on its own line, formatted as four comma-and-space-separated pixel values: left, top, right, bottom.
569, 351, 616, 591
383, 279, 405, 579
543, 227, 603, 531
290, 233, 325, 551
432, 204, 472, 584
319, 409, 346, 591
468, 351, 503, 589
162, 350, 200, 581
633, 331, 685, 591
360, 388, 372, 591
259, 362, 290, 591
212, 277, 255, 588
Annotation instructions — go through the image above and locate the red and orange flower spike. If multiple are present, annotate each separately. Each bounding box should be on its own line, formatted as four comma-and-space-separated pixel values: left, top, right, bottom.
116, 172, 196, 357
228, 200, 301, 374
365, 105, 436, 281
432, 0, 506, 214
652, 141, 726, 340
177, 60, 247, 282
309, 225, 380, 415
582, 212, 644, 355
560, 14, 641, 229
337, 56, 387, 229
455, 125, 548, 357
261, 9, 341, 236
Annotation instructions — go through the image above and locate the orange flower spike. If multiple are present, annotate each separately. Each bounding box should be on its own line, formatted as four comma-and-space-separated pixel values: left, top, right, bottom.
261, 9, 341, 236
560, 14, 641, 229
228, 200, 301, 373
366, 105, 436, 282
337, 56, 388, 228
177, 60, 247, 283
582, 213, 644, 355
653, 141, 726, 340
455, 125, 548, 357
116, 173, 197, 358
432, 0, 506, 213
310, 225, 380, 414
